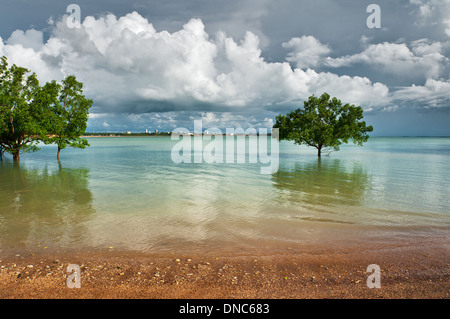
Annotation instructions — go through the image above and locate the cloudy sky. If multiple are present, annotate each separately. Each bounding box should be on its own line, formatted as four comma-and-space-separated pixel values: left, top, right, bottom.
1, 0, 450, 135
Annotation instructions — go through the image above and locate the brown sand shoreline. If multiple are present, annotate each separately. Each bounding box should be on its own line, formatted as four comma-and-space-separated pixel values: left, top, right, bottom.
1, 236, 448, 299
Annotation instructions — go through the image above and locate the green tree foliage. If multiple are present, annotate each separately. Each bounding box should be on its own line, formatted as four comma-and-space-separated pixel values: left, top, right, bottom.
45, 75, 93, 161
0, 56, 42, 161
0, 56, 92, 162
274, 93, 373, 157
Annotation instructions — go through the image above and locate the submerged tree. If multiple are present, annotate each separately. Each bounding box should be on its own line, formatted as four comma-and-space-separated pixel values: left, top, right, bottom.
0, 56, 92, 162
274, 93, 373, 157
45, 75, 92, 161
0, 56, 43, 161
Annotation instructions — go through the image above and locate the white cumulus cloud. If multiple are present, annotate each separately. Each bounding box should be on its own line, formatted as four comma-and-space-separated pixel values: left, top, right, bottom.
410, 0, 450, 36
282, 36, 331, 69
3, 8, 449, 134
6, 29, 44, 51
325, 41, 448, 81
0, 11, 392, 116
393, 79, 450, 108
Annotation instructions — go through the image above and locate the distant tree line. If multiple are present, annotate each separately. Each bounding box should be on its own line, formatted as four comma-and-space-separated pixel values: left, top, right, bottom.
0, 56, 92, 162
82, 132, 172, 137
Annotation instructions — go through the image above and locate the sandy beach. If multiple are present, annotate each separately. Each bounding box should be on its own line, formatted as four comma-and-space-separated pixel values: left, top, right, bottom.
1, 233, 448, 299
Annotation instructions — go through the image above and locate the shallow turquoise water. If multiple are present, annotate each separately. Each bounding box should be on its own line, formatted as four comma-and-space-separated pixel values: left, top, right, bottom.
0, 137, 449, 253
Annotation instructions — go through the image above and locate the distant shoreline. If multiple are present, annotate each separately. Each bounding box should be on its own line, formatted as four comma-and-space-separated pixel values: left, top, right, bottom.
82, 133, 274, 137
81, 134, 450, 138
82, 133, 171, 137
81, 135, 167, 138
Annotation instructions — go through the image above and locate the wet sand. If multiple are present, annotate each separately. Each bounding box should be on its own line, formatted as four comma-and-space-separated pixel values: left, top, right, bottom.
0, 233, 448, 299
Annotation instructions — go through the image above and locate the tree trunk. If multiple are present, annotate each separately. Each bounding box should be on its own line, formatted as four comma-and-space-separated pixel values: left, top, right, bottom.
57, 146, 61, 161
13, 151, 20, 162
317, 144, 322, 157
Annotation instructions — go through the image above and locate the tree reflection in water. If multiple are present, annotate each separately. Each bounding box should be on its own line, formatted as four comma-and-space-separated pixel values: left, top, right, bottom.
0, 162, 94, 251
271, 158, 371, 223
